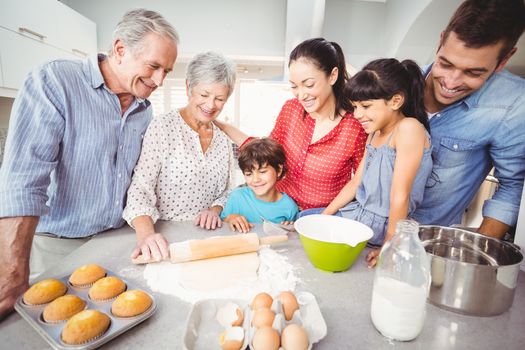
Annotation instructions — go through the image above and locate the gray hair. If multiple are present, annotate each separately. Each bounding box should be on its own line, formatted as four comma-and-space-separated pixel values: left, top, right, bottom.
109, 8, 179, 55
186, 52, 237, 97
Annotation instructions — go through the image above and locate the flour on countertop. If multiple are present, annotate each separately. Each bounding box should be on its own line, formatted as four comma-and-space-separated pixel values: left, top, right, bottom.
143, 247, 300, 304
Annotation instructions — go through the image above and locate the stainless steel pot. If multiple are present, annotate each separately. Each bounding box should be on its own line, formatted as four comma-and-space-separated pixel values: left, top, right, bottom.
419, 225, 523, 316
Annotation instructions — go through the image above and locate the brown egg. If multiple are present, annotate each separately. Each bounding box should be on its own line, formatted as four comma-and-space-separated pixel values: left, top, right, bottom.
278, 291, 299, 321
281, 324, 309, 350
219, 326, 244, 350
251, 308, 276, 328
252, 326, 280, 350
251, 292, 273, 310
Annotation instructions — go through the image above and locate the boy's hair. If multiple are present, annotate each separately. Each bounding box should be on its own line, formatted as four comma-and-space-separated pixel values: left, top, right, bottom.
238, 138, 287, 180
442, 0, 525, 62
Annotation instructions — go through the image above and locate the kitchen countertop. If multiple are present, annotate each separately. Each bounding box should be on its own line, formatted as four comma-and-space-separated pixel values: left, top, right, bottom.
1, 220, 524, 349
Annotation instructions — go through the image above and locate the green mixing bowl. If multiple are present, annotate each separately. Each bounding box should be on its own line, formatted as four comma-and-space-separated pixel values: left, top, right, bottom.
294, 214, 373, 272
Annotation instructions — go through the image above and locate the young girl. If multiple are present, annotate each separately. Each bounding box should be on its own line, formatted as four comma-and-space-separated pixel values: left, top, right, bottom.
221, 138, 299, 233
320, 58, 432, 267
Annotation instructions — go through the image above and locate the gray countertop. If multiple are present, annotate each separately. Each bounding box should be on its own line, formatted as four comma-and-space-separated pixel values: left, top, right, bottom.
1, 221, 524, 349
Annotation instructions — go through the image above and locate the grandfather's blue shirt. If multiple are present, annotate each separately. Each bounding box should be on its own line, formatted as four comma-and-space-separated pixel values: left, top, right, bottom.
0, 55, 152, 237
413, 66, 525, 227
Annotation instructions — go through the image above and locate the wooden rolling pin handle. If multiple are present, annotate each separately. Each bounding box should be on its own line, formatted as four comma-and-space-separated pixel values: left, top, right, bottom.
259, 235, 288, 245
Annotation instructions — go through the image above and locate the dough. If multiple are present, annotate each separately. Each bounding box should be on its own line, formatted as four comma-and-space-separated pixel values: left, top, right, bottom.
179, 252, 260, 291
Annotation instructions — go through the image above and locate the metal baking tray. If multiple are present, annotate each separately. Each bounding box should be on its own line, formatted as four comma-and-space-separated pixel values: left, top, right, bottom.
14, 268, 157, 350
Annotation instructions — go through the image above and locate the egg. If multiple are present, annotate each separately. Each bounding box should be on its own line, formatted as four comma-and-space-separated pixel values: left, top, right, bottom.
281, 324, 309, 350
252, 326, 280, 350
251, 308, 276, 328
251, 292, 273, 310
216, 302, 244, 327
219, 326, 244, 350
278, 291, 299, 321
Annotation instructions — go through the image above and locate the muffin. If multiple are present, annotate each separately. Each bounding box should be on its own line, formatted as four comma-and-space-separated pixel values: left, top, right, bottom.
111, 290, 153, 317
88, 276, 126, 301
43, 295, 86, 323
61, 310, 111, 345
23, 278, 67, 305
69, 264, 106, 287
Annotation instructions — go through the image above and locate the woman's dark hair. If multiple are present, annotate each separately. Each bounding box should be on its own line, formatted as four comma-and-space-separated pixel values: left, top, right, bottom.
238, 138, 287, 180
289, 38, 351, 116
346, 58, 430, 132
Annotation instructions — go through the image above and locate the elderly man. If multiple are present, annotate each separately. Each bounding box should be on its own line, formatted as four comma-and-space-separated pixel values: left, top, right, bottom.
412, 0, 525, 237
0, 9, 178, 319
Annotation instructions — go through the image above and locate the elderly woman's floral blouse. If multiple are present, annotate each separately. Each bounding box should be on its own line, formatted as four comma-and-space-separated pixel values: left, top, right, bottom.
123, 109, 234, 225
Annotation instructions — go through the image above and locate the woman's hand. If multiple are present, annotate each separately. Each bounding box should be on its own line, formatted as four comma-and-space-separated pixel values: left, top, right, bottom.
224, 214, 254, 233
131, 232, 169, 262
366, 248, 381, 268
195, 206, 223, 230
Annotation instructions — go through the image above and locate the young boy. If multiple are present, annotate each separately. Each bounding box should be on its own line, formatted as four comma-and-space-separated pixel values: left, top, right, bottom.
221, 138, 299, 233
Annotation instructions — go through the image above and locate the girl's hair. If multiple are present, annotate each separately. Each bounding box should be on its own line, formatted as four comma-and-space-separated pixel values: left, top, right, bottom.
238, 138, 287, 180
346, 58, 430, 132
186, 51, 237, 97
289, 38, 351, 116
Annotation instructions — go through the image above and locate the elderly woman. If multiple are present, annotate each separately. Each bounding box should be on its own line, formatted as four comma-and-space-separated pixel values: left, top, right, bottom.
123, 51, 236, 261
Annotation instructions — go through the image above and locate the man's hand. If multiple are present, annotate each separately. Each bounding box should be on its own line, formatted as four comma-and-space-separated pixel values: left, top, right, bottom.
195, 206, 223, 230
224, 214, 254, 233
0, 216, 38, 320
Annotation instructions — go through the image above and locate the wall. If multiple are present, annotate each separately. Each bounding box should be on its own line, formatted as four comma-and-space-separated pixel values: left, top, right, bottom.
384, 0, 432, 60
0, 97, 14, 128
323, 0, 386, 70
60, 0, 286, 57
394, 0, 460, 65
61, 0, 525, 77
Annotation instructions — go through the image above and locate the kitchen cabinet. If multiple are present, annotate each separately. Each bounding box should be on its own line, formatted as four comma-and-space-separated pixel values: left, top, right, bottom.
0, 28, 77, 93
0, 0, 96, 97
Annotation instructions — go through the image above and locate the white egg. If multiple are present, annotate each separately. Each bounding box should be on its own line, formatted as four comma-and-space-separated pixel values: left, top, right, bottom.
219, 326, 244, 350
216, 302, 244, 327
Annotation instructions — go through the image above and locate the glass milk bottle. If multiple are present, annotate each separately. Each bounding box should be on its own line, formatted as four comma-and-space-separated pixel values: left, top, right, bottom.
370, 220, 431, 341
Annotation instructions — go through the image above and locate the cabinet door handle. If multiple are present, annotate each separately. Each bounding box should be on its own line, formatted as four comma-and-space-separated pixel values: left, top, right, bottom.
72, 48, 88, 57
18, 27, 46, 40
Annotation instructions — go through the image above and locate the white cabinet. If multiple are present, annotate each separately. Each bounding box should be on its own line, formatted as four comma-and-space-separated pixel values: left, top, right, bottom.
0, 0, 96, 97
0, 28, 77, 92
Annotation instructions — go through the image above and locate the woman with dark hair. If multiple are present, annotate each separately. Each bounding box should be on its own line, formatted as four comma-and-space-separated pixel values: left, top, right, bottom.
217, 38, 367, 211
315, 58, 433, 267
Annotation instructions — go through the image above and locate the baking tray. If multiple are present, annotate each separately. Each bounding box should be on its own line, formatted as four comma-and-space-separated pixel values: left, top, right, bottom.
182, 291, 327, 350
14, 269, 157, 350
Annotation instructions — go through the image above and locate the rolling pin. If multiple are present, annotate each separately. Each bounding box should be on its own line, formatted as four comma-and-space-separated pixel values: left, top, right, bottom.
131, 233, 288, 264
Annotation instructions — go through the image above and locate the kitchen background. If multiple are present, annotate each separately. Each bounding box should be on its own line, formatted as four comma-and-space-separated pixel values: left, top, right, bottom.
1, 0, 524, 260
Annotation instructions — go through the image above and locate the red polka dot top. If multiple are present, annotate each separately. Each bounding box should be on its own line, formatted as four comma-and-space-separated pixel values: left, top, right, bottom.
270, 98, 367, 210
